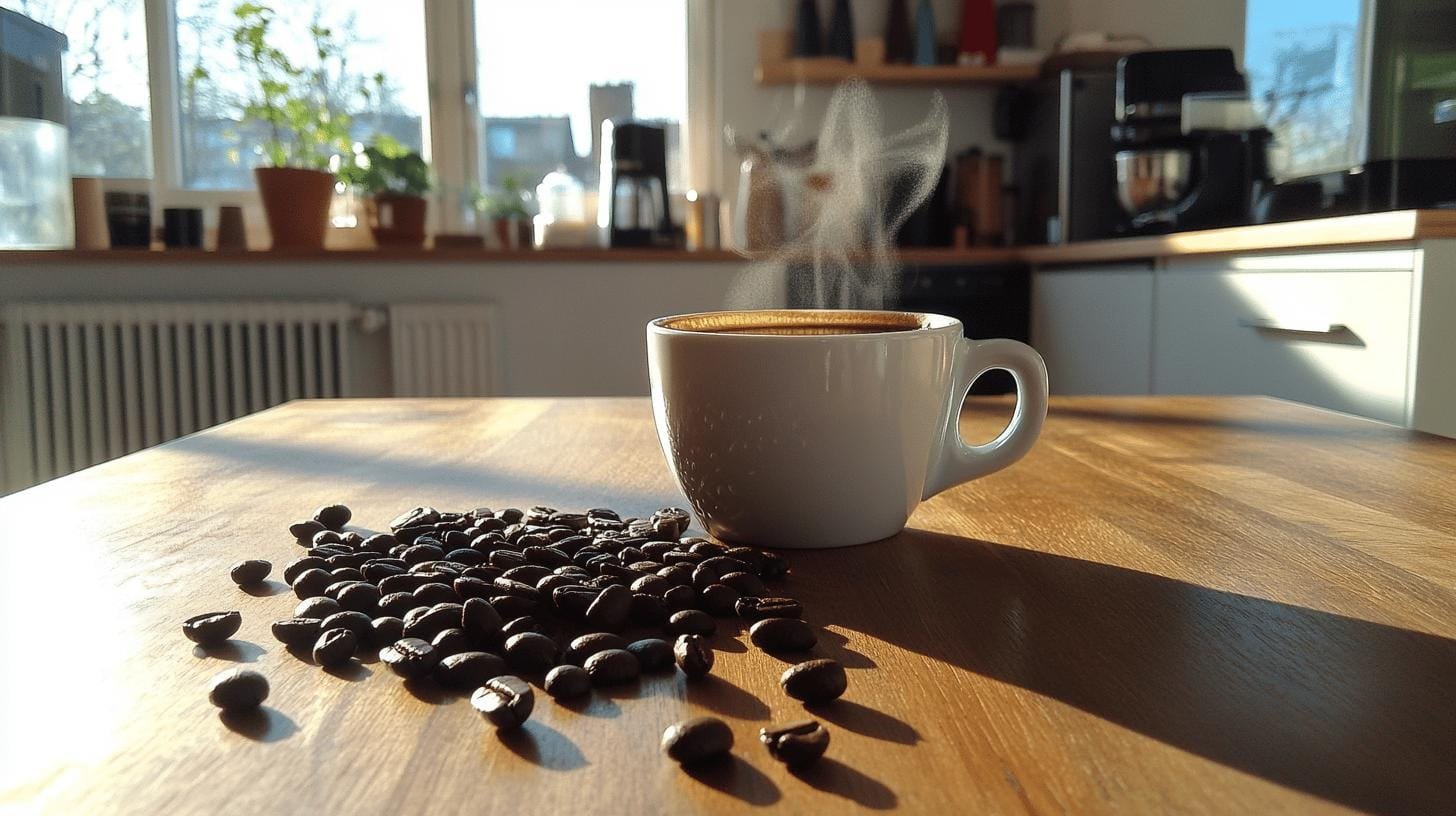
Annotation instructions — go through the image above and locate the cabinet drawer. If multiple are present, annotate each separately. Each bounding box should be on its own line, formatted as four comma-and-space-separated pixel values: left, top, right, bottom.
1032, 266, 1154, 395
1153, 269, 1412, 424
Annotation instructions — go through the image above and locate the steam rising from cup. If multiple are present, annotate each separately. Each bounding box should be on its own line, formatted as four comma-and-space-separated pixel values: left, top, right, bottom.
729, 80, 950, 310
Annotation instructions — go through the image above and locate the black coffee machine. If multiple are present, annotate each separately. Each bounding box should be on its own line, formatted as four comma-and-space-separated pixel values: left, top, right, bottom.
598, 121, 681, 248
1111, 49, 1271, 234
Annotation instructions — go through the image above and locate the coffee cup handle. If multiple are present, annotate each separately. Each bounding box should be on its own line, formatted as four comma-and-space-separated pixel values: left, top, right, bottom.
923, 338, 1049, 499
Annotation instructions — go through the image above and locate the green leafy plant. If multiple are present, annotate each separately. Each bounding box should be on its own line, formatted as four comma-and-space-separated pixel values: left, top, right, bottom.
231, 2, 356, 172
354, 134, 431, 197
474, 176, 532, 219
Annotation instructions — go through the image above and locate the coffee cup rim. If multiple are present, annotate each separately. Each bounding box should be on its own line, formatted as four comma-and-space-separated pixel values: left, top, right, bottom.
649, 309, 961, 338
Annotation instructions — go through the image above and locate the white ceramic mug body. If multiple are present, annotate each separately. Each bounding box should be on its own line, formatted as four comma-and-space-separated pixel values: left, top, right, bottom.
647, 310, 1049, 549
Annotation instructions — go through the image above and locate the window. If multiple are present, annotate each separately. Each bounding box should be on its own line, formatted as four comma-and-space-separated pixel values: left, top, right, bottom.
2, 0, 153, 177
173, 0, 429, 189
474, 0, 689, 198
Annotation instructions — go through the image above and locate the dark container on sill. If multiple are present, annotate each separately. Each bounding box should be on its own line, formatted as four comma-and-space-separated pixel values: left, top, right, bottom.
163, 207, 204, 249
104, 191, 151, 249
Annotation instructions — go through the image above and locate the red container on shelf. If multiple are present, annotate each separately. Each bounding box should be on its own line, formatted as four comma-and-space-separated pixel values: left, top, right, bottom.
958, 0, 998, 65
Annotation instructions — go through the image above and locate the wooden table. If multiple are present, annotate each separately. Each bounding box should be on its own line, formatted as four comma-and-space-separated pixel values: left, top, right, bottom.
2, 396, 1452, 815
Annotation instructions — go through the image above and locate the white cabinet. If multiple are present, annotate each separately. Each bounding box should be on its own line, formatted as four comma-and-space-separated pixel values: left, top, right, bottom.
1032, 265, 1154, 394
1152, 253, 1415, 425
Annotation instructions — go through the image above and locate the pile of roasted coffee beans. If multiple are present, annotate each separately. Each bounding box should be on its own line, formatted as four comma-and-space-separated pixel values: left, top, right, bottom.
192, 502, 845, 772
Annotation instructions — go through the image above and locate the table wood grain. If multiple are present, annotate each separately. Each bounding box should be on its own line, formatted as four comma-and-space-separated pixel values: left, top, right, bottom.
1, 396, 1453, 815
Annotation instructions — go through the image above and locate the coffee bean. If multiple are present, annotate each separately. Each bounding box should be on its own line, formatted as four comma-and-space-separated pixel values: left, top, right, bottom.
629, 592, 669, 626
411, 583, 457, 606
320, 611, 373, 641
749, 618, 816, 652
229, 559, 271, 586
329, 552, 372, 570
700, 583, 740, 616
631, 574, 672, 596
656, 565, 694, 588
501, 615, 549, 638
324, 580, 360, 600
501, 565, 552, 585
432, 650, 506, 689
337, 582, 380, 613
584, 584, 631, 632
314, 504, 352, 532
662, 585, 697, 612
760, 720, 829, 767
295, 596, 341, 619
402, 543, 445, 566
492, 578, 542, 603
283, 556, 327, 585
661, 716, 732, 765
289, 519, 327, 543
462, 565, 504, 583
564, 632, 628, 666
489, 594, 538, 620
292, 568, 334, 599
652, 507, 692, 539
361, 533, 398, 553
535, 574, 580, 595
369, 616, 405, 647
489, 550, 527, 569
504, 632, 558, 674
472, 675, 534, 729
378, 573, 431, 595
686, 538, 729, 557
666, 609, 716, 637
462, 597, 504, 642
378, 592, 417, 618
431, 628, 471, 658
674, 634, 714, 679
759, 552, 789, 580
720, 571, 767, 596
585, 648, 640, 686
312, 530, 344, 548
627, 638, 674, 672
380, 637, 440, 680
725, 547, 766, 574
444, 548, 485, 567
552, 585, 598, 618
339, 531, 364, 547
391, 506, 440, 531
524, 546, 574, 568
736, 596, 803, 621
403, 602, 463, 641
780, 659, 846, 703
496, 508, 524, 524
208, 668, 269, 712
271, 616, 323, 648
182, 611, 242, 646
313, 627, 358, 668
543, 665, 592, 700
362, 561, 406, 582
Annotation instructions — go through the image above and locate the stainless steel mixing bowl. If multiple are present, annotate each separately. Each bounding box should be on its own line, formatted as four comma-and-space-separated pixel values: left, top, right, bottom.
1114, 148, 1193, 220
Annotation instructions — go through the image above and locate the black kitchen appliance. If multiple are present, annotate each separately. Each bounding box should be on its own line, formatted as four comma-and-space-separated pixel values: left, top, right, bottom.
597, 120, 680, 248
1245, 0, 1456, 215
1111, 49, 1271, 234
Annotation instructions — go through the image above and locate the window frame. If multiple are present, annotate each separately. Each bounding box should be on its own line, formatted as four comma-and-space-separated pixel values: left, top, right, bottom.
107, 0, 715, 238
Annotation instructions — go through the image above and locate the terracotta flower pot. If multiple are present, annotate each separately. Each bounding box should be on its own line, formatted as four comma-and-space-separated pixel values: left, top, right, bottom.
253, 167, 334, 249
368, 194, 428, 247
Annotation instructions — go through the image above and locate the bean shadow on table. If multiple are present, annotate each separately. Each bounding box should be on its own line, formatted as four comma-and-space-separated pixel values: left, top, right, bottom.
194, 639, 266, 663
497, 721, 589, 772
795, 528, 1456, 816
220, 706, 298, 742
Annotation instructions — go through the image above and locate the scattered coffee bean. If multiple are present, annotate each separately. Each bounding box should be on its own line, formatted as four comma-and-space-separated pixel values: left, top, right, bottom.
337, 582, 380, 613
720, 571, 768, 596
662, 585, 697, 612
462, 597, 504, 643
430, 628, 471, 658
313, 627, 358, 668
544, 665, 592, 700
380, 637, 440, 680
390, 506, 439, 531
412, 582, 457, 606
378, 592, 417, 618
314, 504, 352, 532
584, 584, 631, 632
666, 609, 716, 637
760, 720, 829, 767
282, 556, 327, 585
504, 631, 558, 674
182, 611, 242, 646
271, 616, 322, 648
780, 659, 846, 703
319, 611, 372, 642
662, 716, 733, 765
229, 559, 271, 586
749, 617, 816, 652
736, 596, 804, 621
489, 594, 538, 620
403, 602, 464, 641
295, 596, 341, 619
292, 568, 334, 600
627, 638, 674, 672
699, 583, 740, 616
369, 616, 405, 647
629, 592, 669, 626
311, 530, 343, 548
289, 519, 327, 543
435, 651, 508, 689
585, 648, 640, 686
209, 668, 269, 712
472, 675, 535, 729
674, 634, 714, 679
563, 632, 628, 666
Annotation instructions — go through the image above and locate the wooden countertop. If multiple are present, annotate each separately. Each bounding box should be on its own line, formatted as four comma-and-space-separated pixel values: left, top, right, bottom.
8, 210, 1456, 269
2, 396, 1454, 814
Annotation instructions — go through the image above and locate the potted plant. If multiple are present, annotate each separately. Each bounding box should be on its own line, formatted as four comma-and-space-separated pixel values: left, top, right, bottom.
475, 177, 534, 249
232, 3, 356, 249
355, 135, 430, 247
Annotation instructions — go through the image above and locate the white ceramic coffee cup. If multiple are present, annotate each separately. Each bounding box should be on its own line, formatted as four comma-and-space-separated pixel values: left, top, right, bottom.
647, 309, 1049, 548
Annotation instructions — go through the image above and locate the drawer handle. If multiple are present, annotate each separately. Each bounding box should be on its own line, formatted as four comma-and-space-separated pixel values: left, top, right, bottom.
1239, 318, 1363, 346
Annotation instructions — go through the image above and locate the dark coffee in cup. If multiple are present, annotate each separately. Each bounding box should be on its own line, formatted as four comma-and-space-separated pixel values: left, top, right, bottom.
661, 310, 924, 336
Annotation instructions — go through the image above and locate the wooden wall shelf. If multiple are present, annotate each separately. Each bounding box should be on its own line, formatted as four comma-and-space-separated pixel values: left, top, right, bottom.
755, 58, 1040, 87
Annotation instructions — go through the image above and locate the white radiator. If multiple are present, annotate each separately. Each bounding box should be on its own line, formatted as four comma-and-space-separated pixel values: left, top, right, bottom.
1, 301, 355, 492
387, 303, 500, 397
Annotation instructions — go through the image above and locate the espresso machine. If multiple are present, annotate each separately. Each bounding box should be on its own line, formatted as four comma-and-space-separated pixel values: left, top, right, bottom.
597, 120, 681, 248
1111, 49, 1271, 234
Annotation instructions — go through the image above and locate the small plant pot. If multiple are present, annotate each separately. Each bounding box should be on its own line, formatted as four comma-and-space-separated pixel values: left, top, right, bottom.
368, 194, 428, 247
492, 216, 523, 249
254, 167, 334, 249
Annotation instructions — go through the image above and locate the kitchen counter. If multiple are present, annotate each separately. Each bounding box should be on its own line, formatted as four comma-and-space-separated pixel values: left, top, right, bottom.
2, 395, 1451, 814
